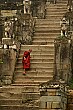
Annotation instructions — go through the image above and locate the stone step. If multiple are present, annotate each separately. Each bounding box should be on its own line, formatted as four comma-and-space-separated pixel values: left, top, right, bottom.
46, 13, 65, 17
20, 51, 54, 55
15, 67, 54, 72
32, 41, 54, 45
35, 27, 60, 30
19, 56, 54, 62
13, 80, 43, 85
58, 1, 68, 4
20, 50, 54, 55
14, 76, 53, 82
12, 83, 39, 86
45, 17, 63, 20
15, 71, 53, 77
33, 37, 58, 41
59, 1, 67, 2
46, 8, 67, 12
34, 29, 60, 33
35, 24, 60, 27
35, 22, 60, 25
21, 45, 54, 50
16, 62, 54, 68
0, 86, 39, 93
32, 38, 55, 44
57, 2, 67, 4
18, 58, 54, 63
46, 7, 65, 12
0, 105, 39, 110
46, 5, 67, 9
0, 93, 22, 99
0, 92, 40, 100
34, 25, 61, 32
46, 12, 66, 16
35, 29, 60, 33
19, 51, 55, 55
33, 37, 56, 41
18, 58, 54, 64
18, 53, 55, 58
19, 54, 54, 60
46, 1, 67, 4
35, 19, 61, 22
14, 78, 52, 84
34, 32, 60, 36
46, 11, 65, 15
35, 19, 60, 23
31, 41, 54, 45
40, 17, 61, 20
0, 99, 22, 105
46, 14, 64, 18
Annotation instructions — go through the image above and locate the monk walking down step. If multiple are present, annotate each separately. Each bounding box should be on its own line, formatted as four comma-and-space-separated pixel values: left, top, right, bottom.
22, 49, 32, 74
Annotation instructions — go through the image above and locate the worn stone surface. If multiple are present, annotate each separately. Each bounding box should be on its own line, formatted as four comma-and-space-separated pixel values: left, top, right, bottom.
52, 102, 61, 109
47, 91, 56, 96
47, 102, 52, 109
39, 101, 47, 109
40, 96, 61, 102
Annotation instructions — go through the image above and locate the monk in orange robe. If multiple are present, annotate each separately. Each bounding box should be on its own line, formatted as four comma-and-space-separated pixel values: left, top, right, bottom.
22, 49, 32, 74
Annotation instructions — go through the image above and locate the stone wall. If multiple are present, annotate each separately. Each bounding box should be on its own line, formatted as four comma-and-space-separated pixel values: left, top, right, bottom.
54, 37, 72, 84
0, 49, 15, 85
0, 39, 20, 86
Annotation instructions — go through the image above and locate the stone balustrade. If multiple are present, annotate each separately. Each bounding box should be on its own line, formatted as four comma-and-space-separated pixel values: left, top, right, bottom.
39, 80, 68, 110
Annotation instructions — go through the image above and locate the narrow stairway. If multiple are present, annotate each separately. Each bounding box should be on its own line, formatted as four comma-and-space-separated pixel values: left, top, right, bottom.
0, 0, 68, 110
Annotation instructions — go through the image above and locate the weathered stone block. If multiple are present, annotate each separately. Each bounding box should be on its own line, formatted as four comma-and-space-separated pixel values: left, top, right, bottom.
52, 102, 61, 109
47, 102, 52, 108
2, 38, 12, 45
7, 79, 12, 85
47, 91, 56, 96
39, 101, 47, 108
40, 96, 61, 102
63, 103, 67, 110
6, 76, 12, 79
56, 91, 61, 96
3, 79, 12, 85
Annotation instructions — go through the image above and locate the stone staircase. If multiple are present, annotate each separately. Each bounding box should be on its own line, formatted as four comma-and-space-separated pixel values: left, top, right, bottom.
0, 0, 68, 110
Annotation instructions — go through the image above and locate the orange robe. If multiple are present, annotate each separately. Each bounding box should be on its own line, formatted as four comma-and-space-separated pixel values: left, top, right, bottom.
22, 51, 31, 69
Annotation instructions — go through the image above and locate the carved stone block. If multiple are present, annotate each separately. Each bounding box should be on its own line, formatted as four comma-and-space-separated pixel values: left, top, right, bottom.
2, 38, 12, 45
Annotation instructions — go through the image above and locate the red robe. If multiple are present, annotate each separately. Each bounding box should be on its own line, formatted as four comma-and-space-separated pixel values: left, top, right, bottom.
22, 51, 31, 69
